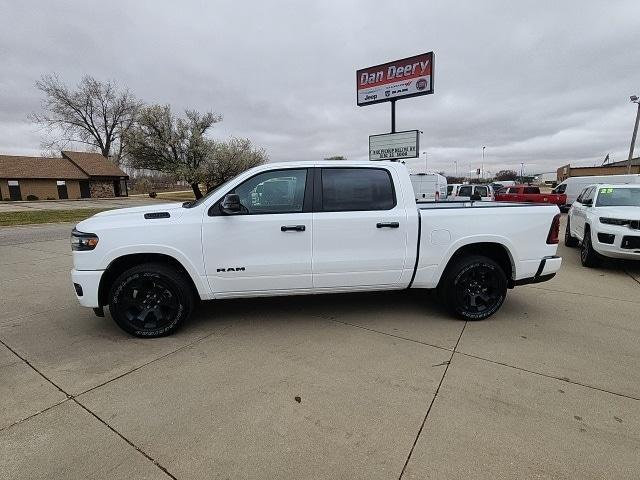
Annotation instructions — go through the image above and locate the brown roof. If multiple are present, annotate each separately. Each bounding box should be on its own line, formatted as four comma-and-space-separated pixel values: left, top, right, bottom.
62, 151, 127, 178
0, 155, 89, 180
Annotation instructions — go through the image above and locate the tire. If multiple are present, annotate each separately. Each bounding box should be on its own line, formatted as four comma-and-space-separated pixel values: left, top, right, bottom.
108, 263, 194, 337
439, 255, 507, 321
564, 218, 579, 247
580, 228, 601, 268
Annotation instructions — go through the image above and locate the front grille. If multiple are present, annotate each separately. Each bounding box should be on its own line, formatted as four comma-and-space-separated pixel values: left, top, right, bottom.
620, 236, 640, 250
630, 220, 640, 230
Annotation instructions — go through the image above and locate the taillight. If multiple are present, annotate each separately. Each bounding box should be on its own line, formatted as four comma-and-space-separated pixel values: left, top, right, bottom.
547, 214, 560, 244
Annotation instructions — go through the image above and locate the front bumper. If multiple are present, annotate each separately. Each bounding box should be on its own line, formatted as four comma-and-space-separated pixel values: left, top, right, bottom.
591, 226, 640, 259
511, 255, 562, 287
71, 269, 104, 308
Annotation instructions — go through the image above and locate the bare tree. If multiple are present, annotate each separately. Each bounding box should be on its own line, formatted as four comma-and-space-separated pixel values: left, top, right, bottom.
31, 74, 141, 165
125, 105, 222, 198
202, 137, 269, 192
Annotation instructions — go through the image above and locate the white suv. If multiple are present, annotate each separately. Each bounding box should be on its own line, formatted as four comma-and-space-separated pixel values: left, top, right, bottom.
565, 184, 640, 266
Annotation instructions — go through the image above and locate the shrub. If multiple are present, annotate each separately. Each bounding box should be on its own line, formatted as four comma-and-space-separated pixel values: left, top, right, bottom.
26, 195, 39, 201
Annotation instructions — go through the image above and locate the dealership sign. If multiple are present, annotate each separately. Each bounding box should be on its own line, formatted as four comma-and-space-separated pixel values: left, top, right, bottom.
357, 52, 434, 106
369, 130, 419, 161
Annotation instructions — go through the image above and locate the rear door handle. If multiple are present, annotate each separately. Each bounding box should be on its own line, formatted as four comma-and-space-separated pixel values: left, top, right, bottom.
376, 222, 399, 228
281, 225, 306, 232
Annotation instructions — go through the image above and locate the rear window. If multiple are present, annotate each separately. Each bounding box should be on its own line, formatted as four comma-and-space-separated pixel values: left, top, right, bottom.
321, 168, 395, 211
457, 185, 473, 197
475, 186, 488, 197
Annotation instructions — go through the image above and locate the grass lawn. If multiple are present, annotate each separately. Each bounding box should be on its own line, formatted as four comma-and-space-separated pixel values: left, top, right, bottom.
0, 208, 113, 226
155, 191, 196, 202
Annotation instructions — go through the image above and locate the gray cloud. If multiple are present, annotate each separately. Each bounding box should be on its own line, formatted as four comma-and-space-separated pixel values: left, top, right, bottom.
1, 0, 638, 175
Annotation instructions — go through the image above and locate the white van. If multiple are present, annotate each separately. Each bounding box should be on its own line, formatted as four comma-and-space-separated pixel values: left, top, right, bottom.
553, 174, 640, 210
448, 184, 494, 201
411, 173, 448, 201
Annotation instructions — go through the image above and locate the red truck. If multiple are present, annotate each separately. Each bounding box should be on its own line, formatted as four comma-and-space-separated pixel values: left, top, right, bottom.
494, 185, 567, 206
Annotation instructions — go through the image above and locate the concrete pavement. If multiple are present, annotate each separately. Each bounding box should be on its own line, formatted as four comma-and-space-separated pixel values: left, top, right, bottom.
1, 217, 639, 479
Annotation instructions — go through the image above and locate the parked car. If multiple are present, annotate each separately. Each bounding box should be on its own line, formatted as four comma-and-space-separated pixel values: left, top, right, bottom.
565, 184, 640, 267
553, 174, 640, 211
71, 161, 562, 337
410, 173, 448, 201
494, 185, 566, 206
448, 184, 494, 201
491, 181, 516, 193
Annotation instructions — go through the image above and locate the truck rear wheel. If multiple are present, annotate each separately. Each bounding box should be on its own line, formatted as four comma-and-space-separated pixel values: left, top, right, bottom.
440, 255, 507, 321
108, 263, 194, 337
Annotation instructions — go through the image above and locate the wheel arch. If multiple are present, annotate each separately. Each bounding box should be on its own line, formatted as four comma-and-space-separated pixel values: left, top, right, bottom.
98, 253, 200, 307
436, 242, 514, 289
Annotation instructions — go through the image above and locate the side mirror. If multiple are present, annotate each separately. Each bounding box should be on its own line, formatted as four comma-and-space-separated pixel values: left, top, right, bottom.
220, 194, 242, 214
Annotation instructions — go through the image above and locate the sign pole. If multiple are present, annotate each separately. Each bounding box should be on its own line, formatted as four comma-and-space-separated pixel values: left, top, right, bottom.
390, 99, 396, 133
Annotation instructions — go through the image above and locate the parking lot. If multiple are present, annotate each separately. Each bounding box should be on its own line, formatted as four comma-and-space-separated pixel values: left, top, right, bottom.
1, 215, 639, 479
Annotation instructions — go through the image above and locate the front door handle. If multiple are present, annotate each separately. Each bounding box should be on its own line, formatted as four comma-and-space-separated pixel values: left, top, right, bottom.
376, 222, 399, 229
281, 225, 306, 232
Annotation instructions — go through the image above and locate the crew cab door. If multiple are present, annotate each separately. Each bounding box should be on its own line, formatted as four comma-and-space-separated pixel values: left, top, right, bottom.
312, 167, 408, 289
202, 168, 312, 295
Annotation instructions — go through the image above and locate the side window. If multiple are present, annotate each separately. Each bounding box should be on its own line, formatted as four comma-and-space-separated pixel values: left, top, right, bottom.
231, 169, 307, 214
447, 185, 454, 195
457, 185, 472, 197
583, 186, 595, 204
321, 168, 395, 211
507, 187, 519, 194
475, 186, 488, 197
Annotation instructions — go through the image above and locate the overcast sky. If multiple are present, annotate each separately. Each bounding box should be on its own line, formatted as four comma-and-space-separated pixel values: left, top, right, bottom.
1, 0, 639, 176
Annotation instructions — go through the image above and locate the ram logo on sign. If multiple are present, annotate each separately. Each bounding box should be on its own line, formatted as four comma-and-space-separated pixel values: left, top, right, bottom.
369, 130, 420, 161
357, 52, 434, 106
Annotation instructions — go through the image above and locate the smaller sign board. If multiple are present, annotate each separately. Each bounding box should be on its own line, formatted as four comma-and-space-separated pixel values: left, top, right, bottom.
357, 52, 434, 106
369, 130, 419, 161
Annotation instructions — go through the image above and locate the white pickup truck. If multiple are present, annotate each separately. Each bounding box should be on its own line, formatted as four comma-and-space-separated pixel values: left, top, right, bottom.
71, 161, 562, 337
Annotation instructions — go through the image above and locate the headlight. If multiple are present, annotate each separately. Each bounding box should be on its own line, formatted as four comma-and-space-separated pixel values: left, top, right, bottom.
71, 228, 99, 251
599, 217, 630, 226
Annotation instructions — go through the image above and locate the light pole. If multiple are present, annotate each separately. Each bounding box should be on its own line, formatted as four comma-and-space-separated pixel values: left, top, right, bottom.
422, 151, 428, 172
481, 146, 486, 180
628, 95, 640, 174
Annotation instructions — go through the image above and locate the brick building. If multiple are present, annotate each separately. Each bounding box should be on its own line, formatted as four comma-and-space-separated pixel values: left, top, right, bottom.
0, 151, 128, 201
557, 157, 640, 182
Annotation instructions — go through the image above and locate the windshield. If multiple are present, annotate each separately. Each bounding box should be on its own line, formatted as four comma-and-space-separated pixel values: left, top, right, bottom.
183, 177, 238, 208
595, 187, 640, 207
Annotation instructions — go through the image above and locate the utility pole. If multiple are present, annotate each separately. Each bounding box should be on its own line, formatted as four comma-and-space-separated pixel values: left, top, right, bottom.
628, 95, 640, 174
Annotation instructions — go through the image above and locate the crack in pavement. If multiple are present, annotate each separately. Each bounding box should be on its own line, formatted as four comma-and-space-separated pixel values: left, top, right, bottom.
398, 321, 468, 479
0, 328, 225, 479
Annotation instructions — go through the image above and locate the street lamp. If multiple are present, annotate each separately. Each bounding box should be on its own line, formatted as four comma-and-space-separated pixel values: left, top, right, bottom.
422, 151, 428, 172
481, 146, 486, 179
628, 95, 640, 174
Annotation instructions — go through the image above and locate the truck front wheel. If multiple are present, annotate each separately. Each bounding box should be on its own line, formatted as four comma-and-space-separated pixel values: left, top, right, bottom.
440, 255, 507, 321
108, 263, 194, 337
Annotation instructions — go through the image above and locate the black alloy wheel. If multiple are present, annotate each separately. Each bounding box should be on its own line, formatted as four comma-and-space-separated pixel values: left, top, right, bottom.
108, 263, 194, 337
564, 218, 579, 247
580, 228, 601, 268
441, 255, 507, 321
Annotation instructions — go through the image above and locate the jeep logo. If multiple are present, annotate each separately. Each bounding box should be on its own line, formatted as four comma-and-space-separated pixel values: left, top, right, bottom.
216, 267, 246, 272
